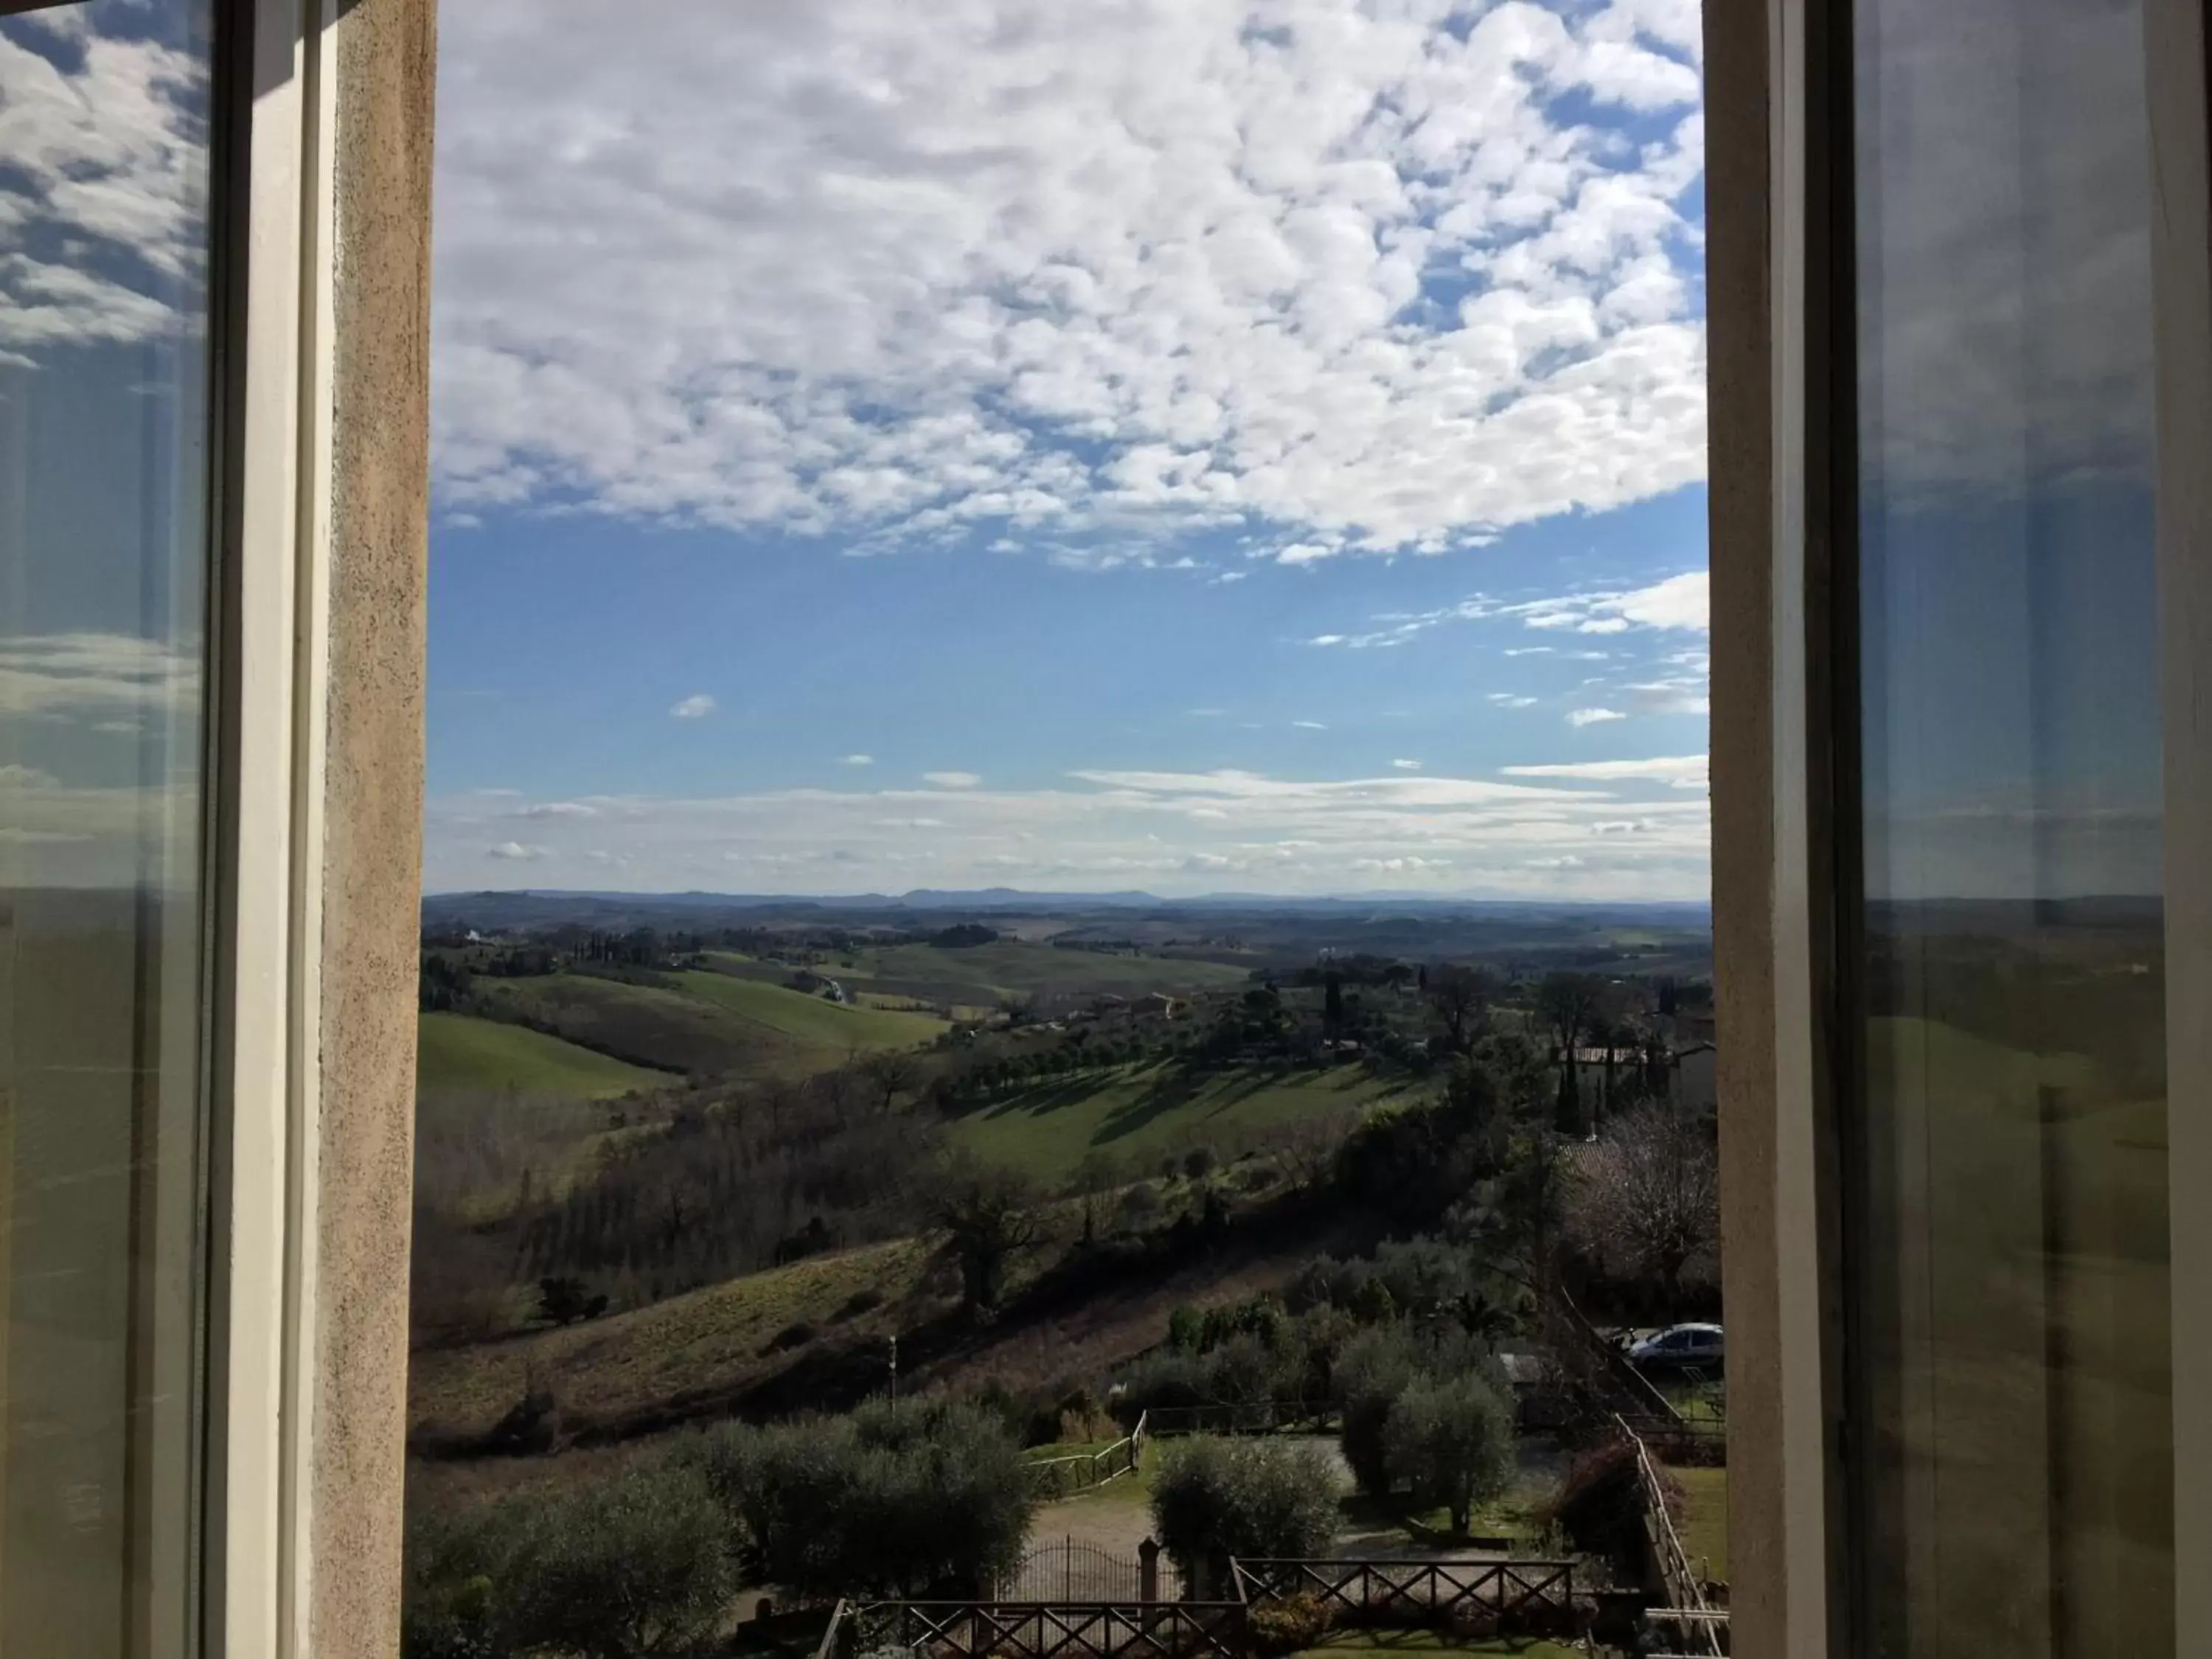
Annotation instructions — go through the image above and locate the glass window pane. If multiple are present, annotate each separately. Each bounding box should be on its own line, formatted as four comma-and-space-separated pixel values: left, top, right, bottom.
1850, 0, 2171, 1655
0, 1, 218, 1654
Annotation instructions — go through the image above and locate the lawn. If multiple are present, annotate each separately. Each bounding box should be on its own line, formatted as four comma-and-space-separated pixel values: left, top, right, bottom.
672, 970, 947, 1053
952, 1062, 1402, 1183
417, 1010, 667, 1098
1666, 1464, 1728, 1584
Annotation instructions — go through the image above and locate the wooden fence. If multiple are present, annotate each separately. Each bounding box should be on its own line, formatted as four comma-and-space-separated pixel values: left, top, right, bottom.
1137, 1399, 1340, 1437
1231, 1558, 1578, 1627
818, 1598, 1246, 1659
1024, 1413, 1149, 1498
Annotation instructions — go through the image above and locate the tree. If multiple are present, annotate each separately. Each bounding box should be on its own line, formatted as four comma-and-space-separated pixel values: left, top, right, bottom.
536, 1275, 607, 1326
865, 1051, 923, 1114
1323, 971, 1346, 1036
1425, 964, 1496, 1054
1565, 1101, 1720, 1314
1383, 1374, 1514, 1534
1150, 1437, 1339, 1591
1536, 972, 1605, 1133
502, 1465, 738, 1659
936, 1158, 1043, 1311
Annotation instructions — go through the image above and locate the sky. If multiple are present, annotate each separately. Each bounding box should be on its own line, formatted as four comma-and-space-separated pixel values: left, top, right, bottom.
420, 0, 1714, 902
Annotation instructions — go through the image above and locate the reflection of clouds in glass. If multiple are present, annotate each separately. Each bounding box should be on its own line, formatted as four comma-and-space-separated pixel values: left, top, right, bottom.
0, 632, 202, 721
1858, 0, 2152, 497
0, 13, 209, 353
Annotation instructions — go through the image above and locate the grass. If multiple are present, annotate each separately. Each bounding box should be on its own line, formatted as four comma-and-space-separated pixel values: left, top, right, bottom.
1666, 1464, 1728, 1585
417, 1011, 665, 1098
1295, 1635, 1579, 1659
951, 1062, 1403, 1183
406, 1237, 936, 1440
787, 941, 1254, 1006
672, 970, 947, 1052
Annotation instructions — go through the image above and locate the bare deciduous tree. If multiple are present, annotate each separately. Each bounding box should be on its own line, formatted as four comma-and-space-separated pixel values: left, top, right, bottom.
1564, 1101, 1719, 1315
1426, 964, 1497, 1053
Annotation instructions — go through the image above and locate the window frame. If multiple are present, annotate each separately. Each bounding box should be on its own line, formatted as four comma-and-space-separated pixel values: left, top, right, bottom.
1714, 0, 2212, 1652
202, 1, 341, 1655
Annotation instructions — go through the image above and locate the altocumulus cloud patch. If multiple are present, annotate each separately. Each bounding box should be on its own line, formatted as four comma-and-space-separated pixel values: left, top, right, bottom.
429, 0, 1708, 554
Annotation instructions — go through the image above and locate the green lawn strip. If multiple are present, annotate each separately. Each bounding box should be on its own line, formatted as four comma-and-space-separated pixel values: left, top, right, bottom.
1295, 1635, 1579, 1658
417, 1010, 665, 1098
670, 970, 948, 1052
952, 1062, 1400, 1183
1664, 1464, 1728, 1585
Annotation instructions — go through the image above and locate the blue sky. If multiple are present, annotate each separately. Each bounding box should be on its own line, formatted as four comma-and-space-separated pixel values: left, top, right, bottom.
418, 0, 1714, 899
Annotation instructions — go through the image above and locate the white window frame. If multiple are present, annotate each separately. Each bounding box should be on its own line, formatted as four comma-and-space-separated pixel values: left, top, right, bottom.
207, 1, 339, 1654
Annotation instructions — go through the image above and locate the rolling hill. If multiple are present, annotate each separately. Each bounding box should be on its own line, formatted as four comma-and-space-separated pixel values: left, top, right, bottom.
417, 1010, 667, 1098
670, 970, 948, 1053
951, 1061, 1408, 1183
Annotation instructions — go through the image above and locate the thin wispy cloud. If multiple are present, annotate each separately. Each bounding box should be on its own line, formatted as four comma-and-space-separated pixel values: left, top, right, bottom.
669, 693, 716, 719
923, 771, 981, 790
427, 760, 1710, 898
841, 754, 875, 767
1568, 707, 1626, 726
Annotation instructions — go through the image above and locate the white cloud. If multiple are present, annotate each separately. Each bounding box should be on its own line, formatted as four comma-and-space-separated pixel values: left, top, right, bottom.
430, 1, 1706, 552
924, 771, 981, 789
1487, 693, 1537, 709
669, 693, 717, 718
1276, 543, 1337, 566
0, 23, 211, 355
841, 753, 875, 767
1292, 720, 1327, 730
514, 801, 599, 818
487, 841, 552, 860
1568, 706, 1626, 726
424, 759, 1711, 898
1503, 753, 1708, 789
1391, 758, 1423, 771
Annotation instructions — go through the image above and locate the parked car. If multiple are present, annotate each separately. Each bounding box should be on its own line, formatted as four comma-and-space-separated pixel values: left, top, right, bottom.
1628, 1323, 1725, 1370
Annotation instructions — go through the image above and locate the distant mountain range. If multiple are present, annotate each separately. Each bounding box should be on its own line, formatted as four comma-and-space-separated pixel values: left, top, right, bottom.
422, 886, 1712, 925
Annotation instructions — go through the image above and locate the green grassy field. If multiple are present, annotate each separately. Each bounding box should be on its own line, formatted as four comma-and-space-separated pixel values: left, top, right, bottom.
1667, 1464, 1729, 1585
1295, 1635, 1578, 1659
710, 942, 1253, 1007
417, 1010, 667, 1097
951, 1062, 1402, 1183
671, 971, 947, 1052
407, 1237, 935, 1440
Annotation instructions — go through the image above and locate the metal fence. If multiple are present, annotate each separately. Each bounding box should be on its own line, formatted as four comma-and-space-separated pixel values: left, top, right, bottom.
995, 1538, 1182, 1604
1615, 1414, 1727, 1656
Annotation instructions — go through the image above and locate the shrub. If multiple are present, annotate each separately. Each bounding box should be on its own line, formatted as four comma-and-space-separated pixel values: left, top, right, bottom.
1150, 1436, 1338, 1591
1382, 1374, 1514, 1534
1334, 1326, 1421, 1495
694, 1398, 1033, 1599
501, 1464, 738, 1659
1248, 1593, 1332, 1654
1545, 1439, 1683, 1575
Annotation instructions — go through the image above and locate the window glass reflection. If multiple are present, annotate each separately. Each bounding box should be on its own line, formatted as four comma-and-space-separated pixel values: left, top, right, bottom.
1851, 0, 2171, 1655
0, 1, 218, 1654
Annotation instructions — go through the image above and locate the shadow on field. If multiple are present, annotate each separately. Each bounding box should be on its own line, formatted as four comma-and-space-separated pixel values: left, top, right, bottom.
1093, 1066, 1273, 1144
